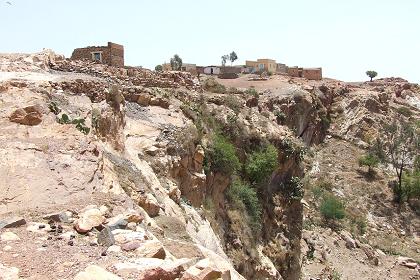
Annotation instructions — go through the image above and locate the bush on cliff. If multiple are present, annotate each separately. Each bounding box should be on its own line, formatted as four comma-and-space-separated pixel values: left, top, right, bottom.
208, 133, 241, 175
245, 144, 278, 185
227, 178, 262, 230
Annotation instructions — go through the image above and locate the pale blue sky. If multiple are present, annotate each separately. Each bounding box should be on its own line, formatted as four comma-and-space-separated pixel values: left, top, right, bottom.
1, 0, 419, 82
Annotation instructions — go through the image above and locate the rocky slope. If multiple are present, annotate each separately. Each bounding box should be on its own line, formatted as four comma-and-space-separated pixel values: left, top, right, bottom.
0, 51, 419, 280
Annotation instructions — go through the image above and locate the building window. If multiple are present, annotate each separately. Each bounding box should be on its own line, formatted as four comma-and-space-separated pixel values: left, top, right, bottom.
92, 52, 102, 62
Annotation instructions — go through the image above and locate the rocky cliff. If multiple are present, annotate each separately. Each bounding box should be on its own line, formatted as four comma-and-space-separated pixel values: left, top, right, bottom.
0, 51, 419, 280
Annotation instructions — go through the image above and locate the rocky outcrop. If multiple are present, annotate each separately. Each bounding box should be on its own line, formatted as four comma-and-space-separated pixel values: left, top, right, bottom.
9, 104, 45, 125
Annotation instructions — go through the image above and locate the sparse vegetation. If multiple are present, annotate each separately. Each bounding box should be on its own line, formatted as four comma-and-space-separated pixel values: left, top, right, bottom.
48, 102, 61, 115
57, 114, 90, 135
245, 144, 279, 185
223, 95, 242, 114
203, 77, 226, 94
207, 133, 241, 175
374, 120, 419, 203
229, 51, 238, 65
226, 178, 262, 230
320, 194, 345, 221
221, 54, 229, 67
273, 109, 286, 124
396, 106, 413, 118
281, 176, 304, 200
280, 138, 306, 162
155, 64, 163, 72
244, 87, 258, 98
366, 70, 378, 82
170, 54, 182, 71
358, 153, 379, 175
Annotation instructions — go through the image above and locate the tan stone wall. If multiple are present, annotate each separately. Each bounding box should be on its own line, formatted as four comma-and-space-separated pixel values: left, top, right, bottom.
288, 67, 300, 77
70, 42, 124, 67
108, 42, 124, 67
302, 68, 322, 80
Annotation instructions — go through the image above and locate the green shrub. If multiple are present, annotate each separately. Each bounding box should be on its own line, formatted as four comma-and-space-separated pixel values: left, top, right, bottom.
358, 153, 379, 174
280, 138, 306, 162
208, 133, 241, 175
320, 194, 345, 220
203, 77, 226, 94
57, 114, 90, 135
223, 95, 242, 114
273, 109, 286, 124
48, 102, 61, 115
58, 113, 71, 124
397, 107, 413, 118
227, 179, 262, 230
402, 170, 420, 201
244, 87, 258, 98
245, 144, 278, 185
282, 176, 304, 200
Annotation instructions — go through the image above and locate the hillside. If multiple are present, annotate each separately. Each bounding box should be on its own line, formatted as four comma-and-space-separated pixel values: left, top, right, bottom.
0, 51, 419, 280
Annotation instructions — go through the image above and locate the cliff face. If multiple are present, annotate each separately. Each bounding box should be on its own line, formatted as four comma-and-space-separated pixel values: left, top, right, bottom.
0, 52, 419, 280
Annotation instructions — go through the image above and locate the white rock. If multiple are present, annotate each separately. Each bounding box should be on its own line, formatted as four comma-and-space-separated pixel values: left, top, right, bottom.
1, 232, 20, 241
74, 265, 122, 280
74, 208, 105, 233
0, 263, 19, 280
26, 222, 51, 234
107, 245, 121, 254
3, 245, 12, 251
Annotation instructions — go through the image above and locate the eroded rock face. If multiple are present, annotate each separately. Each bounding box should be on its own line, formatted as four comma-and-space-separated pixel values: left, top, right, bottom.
9, 104, 45, 125
92, 100, 126, 151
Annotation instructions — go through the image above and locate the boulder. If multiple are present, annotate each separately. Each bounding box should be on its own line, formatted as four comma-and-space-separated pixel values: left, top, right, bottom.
97, 226, 115, 247
113, 229, 147, 245
137, 94, 151, 106
121, 240, 143, 251
137, 194, 161, 217
43, 211, 72, 223
114, 258, 190, 280
74, 265, 122, 280
74, 208, 105, 233
1, 231, 20, 241
397, 257, 419, 269
0, 262, 19, 280
0, 217, 26, 229
340, 231, 357, 249
9, 105, 44, 125
135, 240, 166, 259
181, 258, 228, 280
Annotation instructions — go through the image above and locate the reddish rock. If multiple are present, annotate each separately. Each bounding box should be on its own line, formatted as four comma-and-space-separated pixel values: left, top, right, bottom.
9, 105, 44, 125
121, 240, 143, 251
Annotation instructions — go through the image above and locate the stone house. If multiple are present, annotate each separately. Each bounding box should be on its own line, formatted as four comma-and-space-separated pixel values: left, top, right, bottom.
162, 63, 197, 74
288, 66, 322, 80
245, 59, 277, 73
276, 63, 288, 74
203, 66, 221, 75
71, 42, 124, 67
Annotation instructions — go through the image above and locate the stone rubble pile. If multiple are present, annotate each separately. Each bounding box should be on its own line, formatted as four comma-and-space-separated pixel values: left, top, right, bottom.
49, 59, 202, 91
0, 205, 235, 280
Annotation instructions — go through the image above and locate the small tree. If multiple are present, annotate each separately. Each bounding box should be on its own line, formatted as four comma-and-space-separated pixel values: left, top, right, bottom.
378, 120, 419, 203
358, 153, 379, 175
366, 70, 378, 82
229, 51, 238, 65
221, 55, 229, 67
170, 54, 182, 71
155, 65, 163, 72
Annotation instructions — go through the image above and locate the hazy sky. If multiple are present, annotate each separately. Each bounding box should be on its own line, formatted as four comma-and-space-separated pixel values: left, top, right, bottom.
1, 0, 419, 82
